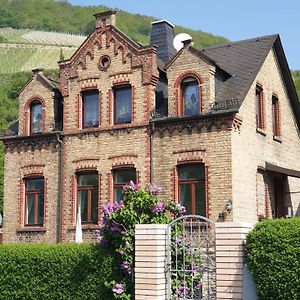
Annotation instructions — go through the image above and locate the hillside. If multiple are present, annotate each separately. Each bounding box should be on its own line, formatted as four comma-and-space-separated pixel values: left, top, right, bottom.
292, 71, 300, 97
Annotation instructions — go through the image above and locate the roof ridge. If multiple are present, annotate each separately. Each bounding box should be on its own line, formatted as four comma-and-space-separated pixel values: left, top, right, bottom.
201, 34, 279, 51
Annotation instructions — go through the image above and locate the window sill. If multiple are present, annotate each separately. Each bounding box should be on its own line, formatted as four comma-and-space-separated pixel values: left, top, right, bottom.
67, 224, 100, 231
273, 135, 282, 143
256, 127, 266, 136
17, 226, 46, 233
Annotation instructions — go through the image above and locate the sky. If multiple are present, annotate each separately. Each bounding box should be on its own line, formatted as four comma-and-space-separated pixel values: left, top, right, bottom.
69, 0, 300, 70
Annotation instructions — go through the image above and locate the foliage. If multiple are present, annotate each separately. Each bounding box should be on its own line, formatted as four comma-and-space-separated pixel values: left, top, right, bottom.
0, 243, 116, 300
246, 218, 300, 300
100, 181, 185, 299
0, 0, 229, 48
292, 70, 300, 99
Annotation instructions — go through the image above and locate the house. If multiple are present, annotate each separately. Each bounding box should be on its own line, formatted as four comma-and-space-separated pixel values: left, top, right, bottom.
1, 10, 300, 243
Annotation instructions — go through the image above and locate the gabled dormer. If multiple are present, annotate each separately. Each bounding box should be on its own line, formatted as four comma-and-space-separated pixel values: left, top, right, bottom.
18, 69, 62, 136
58, 10, 159, 133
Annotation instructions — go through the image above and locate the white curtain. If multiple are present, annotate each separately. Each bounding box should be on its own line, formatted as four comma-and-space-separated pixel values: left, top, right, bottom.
75, 198, 82, 243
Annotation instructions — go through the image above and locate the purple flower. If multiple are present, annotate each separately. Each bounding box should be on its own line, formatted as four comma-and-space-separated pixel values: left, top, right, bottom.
125, 241, 130, 247
195, 282, 202, 290
152, 201, 166, 213
177, 284, 190, 296
102, 201, 123, 216
179, 205, 186, 215
121, 261, 131, 272
148, 184, 162, 195
112, 283, 124, 295
110, 223, 121, 232
119, 250, 125, 256
129, 180, 139, 191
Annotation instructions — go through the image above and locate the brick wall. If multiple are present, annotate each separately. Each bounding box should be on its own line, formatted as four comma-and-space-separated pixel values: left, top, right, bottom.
232, 49, 300, 223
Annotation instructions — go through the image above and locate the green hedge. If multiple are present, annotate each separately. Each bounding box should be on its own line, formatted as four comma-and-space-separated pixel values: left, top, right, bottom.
246, 218, 300, 300
0, 243, 116, 300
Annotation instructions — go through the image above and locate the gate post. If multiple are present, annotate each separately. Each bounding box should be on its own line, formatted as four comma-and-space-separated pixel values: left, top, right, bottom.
215, 222, 254, 300
135, 224, 169, 300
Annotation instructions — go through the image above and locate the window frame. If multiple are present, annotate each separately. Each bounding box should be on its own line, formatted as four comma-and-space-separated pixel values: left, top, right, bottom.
77, 172, 99, 224
81, 90, 100, 129
30, 100, 43, 134
181, 77, 201, 116
113, 85, 132, 125
272, 95, 281, 138
113, 167, 136, 202
25, 177, 44, 227
255, 85, 265, 130
178, 163, 206, 216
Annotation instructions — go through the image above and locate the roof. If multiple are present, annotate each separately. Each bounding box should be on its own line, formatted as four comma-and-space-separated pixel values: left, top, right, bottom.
201, 34, 300, 128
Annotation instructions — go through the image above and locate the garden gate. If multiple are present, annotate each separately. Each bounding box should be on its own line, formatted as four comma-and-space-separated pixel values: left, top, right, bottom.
166, 215, 216, 300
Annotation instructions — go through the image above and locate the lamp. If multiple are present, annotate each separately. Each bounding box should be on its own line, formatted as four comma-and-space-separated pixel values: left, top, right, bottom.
226, 199, 232, 212
218, 199, 233, 221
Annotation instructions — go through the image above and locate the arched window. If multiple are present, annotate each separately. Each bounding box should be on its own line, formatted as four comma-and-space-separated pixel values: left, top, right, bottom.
30, 101, 43, 134
113, 168, 136, 202
181, 77, 200, 116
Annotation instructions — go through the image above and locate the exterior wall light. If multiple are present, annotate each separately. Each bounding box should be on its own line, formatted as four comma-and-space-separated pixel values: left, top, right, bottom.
226, 199, 233, 212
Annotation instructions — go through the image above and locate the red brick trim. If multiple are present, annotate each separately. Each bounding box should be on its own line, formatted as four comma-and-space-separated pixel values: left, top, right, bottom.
108, 89, 113, 125
24, 96, 46, 135
172, 167, 179, 202
98, 174, 102, 223
112, 163, 135, 169
205, 165, 210, 218
174, 71, 203, 116
256, 83, 266, 130
76, 94, 80, 129
264, 174, 271, 218
106, 172, 112, 203
70, 175, 76, 225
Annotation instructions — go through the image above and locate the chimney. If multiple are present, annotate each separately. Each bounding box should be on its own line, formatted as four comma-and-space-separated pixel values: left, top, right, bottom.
150, 20, 176, 64
94, 10, 117, 28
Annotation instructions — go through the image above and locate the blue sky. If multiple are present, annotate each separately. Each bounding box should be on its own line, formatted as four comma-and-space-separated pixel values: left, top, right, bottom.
69, 0, 300, 70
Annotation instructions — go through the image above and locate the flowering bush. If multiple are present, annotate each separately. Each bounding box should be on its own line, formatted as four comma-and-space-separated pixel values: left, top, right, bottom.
100, 181, 185, 299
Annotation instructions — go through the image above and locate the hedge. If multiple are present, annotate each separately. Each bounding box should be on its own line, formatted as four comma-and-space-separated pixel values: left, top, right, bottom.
246, 218, 300, 300
0, 243, 116, 300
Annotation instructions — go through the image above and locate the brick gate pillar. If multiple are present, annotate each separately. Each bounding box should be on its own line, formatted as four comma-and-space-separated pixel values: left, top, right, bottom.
215, 222, 255, 300
135, 224, 169, 300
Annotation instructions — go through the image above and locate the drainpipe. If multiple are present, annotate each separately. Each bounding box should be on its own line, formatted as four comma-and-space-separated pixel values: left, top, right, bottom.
56, 133, 63, 243
150, 122, 155, 183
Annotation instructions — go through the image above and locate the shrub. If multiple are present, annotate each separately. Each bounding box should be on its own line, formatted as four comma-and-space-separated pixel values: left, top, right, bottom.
246, 218, 300, 300
0, 243, 116, 300
100, 181, 185, 299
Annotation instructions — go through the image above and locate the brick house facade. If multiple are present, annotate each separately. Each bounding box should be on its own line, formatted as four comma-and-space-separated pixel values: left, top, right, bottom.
2, 11, 300, 243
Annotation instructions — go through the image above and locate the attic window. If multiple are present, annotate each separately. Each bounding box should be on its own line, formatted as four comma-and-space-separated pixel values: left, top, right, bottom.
181, 77, 200, 116
255, 85, 265, 130
99, 55, 111, 70
30, 101, 43, 134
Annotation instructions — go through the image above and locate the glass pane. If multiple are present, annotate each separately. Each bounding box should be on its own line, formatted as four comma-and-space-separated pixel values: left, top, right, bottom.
180, 184, 192, 214
183, 81, 199, 116
115, 87, 132, 124
78, 173, 98, 186
83, 92, 99, 127
26, 194, 35, 224
114, 169, 136, 184
91, 189, 98, 223
31, 102, 42, 133
114, 187, 123, 203
26, 178, 44, 191
178, 164, 204, 180
79, 190, 88, 222
195, 182, 206, 216
38, 193, 44, 225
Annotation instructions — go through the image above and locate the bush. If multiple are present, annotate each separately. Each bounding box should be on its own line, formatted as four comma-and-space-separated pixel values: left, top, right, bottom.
100, 181, 185, 299
0, 243, 116, 300
246, 218, 300, 300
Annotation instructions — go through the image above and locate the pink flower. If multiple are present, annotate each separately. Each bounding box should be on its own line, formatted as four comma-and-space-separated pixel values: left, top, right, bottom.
112, 283, 124, 295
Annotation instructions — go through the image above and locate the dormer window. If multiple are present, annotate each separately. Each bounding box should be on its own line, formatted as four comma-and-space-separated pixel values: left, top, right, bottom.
114, 86, 132, 124
181, 77, 200, 116
30, 101, 43, 134
82, 90, 99, 128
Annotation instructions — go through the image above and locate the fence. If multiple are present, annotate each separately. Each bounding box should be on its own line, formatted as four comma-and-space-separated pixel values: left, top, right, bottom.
135, 221, 257, 300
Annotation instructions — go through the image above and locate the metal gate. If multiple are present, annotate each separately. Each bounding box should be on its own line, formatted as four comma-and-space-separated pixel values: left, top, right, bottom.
166, 215, 216, 300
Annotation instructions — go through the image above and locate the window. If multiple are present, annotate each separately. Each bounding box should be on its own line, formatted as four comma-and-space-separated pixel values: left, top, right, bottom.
113, 168, 136, 202
114, 86, 132, 124
77, 173, 98, 224
255, 85, 265, 129
178, 164, 206, 216
272, 95, 281, 137
25, 178, 44, 226
30, 101, 42, 134
182, 77, 200, 116
82, 91, 99, 128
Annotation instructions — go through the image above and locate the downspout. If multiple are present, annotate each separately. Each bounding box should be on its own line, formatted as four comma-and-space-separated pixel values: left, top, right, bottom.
56, 133, 63, 243
150, 122, 155, 183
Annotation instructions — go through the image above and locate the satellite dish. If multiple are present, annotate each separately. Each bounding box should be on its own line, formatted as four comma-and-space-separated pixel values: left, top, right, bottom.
173, 33, 193, 51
